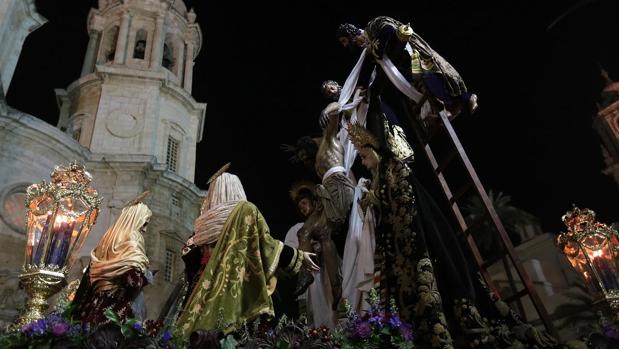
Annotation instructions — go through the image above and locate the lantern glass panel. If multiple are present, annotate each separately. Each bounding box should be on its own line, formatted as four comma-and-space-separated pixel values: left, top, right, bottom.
563, 240, 599, 294
45, 214, 77, 267
583, 235, 619, 293
28, 209, 55, 266
59, 196, 89, 217
66, 213, 92, 267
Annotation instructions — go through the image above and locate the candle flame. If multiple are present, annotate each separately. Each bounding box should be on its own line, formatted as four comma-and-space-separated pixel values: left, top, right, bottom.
54, 214, 76, 225
592, 249, 604, 258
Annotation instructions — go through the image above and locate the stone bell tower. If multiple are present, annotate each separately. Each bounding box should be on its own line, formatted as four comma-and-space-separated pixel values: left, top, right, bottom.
52, 0, 207, 318
594, 70, 619, 187
55, 0, 205, 182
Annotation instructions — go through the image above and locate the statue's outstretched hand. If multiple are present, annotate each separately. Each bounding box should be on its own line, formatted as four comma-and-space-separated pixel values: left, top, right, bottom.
359, 189, 378, 212
301, 251, 320, 272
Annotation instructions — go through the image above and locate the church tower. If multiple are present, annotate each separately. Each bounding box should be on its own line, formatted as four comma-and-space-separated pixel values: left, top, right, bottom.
594, 70, 619, 187
55, 0, 205, 182
51, 0, 207, 317
0, 0, 207, 324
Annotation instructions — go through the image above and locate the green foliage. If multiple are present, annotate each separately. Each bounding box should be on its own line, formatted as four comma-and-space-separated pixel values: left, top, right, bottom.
220, 334, 239, 349
464, 190, 540, 260
2, 288, 416, 348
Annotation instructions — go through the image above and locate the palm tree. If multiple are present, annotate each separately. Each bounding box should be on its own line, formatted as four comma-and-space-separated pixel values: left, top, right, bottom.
463, 190, 541, 262
552, 282, 599, 337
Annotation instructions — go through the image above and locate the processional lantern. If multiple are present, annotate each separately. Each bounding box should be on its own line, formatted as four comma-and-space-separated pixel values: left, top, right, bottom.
18, 163, 100, 326
557, 207, 619, 318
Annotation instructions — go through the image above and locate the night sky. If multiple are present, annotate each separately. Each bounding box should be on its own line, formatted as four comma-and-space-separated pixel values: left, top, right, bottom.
7, 0, 619, 241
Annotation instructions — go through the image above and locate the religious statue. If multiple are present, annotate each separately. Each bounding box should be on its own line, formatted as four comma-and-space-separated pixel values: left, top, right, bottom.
71, 195, 153, 325
175, 165, 319, 338
284, 181, 337, 328
283, 80, 360, 309
346, 122, 557, 349
337, 17, 477, 117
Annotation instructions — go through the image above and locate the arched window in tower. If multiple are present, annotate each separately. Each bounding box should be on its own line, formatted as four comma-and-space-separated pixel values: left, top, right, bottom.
166, 135, 180, 173
67, 113, 88, 143
164, 249, 176, 282
133, 29, 148, 60
162, 35, 176, 72
72, 128, 81, 142
99, 25, 119, 64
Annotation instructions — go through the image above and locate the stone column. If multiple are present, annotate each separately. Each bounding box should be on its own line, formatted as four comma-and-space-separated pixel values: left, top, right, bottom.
81, 30, 101, 76
113, 11, 131, 65
0, 76, 7, 115
176, 42, 185, 80
183, 41, 194, 93
150, 14, 165, 69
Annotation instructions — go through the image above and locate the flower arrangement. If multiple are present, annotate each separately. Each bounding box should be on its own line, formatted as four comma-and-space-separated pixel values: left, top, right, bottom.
0, 311, 87, 348
0, 288, 414, 348
0, 309, 179, 349
333, 289, 414, 349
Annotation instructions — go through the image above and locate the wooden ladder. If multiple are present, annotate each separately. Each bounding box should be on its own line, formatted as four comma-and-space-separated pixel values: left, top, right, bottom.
411, 110, 557, 337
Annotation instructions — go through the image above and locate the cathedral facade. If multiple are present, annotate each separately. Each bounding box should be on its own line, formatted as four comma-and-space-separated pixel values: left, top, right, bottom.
0, 0, 206, 325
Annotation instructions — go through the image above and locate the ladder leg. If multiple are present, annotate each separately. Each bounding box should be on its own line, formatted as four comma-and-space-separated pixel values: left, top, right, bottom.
436, 111, 557, 337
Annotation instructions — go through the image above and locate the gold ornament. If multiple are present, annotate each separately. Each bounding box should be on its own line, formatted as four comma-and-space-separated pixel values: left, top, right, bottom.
124, 191, 151, 207
397, 23, 413, 42
289, 180, 316, 202
207, 162, 231, 185
347, 121, 380, 151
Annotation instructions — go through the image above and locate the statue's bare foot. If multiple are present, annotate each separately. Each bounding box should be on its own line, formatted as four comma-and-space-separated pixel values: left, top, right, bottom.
468, 94, 478, 114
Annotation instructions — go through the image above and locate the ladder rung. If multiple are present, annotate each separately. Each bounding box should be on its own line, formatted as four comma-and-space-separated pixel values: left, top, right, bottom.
463, 214, 486, 236
479, 259, 490, 269
504, 289, 528, 303
434, 149, 458, 174
479, 255, 506, 270
449, 181, 473, 204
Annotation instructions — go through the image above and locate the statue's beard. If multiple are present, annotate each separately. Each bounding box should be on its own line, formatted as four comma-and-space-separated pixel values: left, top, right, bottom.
328, 87, 341, 101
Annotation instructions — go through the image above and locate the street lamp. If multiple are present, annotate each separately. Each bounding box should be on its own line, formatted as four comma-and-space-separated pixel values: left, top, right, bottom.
557, 207, 619, 318
18, 163, 100, 326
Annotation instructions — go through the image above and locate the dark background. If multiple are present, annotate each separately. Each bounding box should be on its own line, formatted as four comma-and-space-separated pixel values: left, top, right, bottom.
7, 0, 619, 240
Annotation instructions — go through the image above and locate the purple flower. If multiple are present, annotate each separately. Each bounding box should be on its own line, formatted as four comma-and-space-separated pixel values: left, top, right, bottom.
608, 331, 619, 341
388, 315, 402, 329
132, 322, 143, 331
21, 322, 35, 336
47, 313, 63, 323
353, 321, 372, 340
51, 322, 69, 336
368, 314, 384, 328
399, 323, 414, 341
161, 329, 172, 343
24, 319, 48, 336
68, 324, 83, 336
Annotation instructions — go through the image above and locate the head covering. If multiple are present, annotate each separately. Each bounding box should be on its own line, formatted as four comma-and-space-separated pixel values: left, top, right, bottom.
336, 23, 362, 41
89, 202, 152, 292
194, 172, 247, 246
